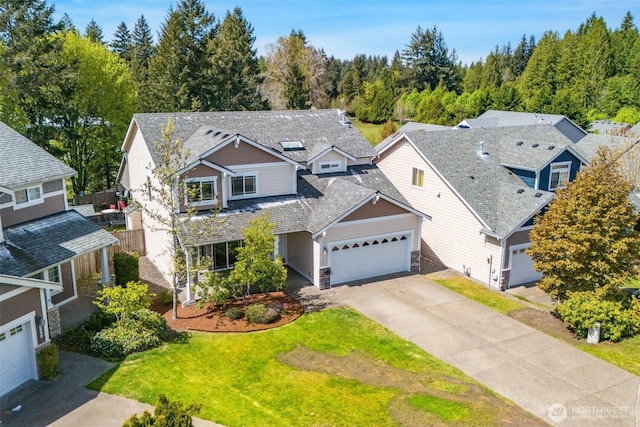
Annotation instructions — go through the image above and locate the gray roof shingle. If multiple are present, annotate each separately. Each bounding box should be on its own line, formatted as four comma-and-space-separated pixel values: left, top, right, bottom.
179, 165, 416, 244
401, 128, 557, 238
132, 110, 376, 166
0, 122, 76, 189
0, 210, 118, 277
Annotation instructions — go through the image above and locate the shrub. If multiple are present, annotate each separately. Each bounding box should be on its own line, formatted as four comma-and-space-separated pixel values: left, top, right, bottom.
94, 282, 151, 321
91, 319, 162, 359
557, 291, 640, 342
225, 306, 244, 320
113, 252, 140, 286
83, 310, 117, 333
245, 303, 280, 324
37, 344, 58, 380
133, 309, 169, 340
54, 326, 94, 354
155, 289, 173, 306
123, 394, 201, 427
194, 272, 231, 309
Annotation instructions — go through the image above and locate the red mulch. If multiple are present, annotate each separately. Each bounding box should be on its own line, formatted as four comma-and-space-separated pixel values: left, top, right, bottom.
152, 291, 304, 333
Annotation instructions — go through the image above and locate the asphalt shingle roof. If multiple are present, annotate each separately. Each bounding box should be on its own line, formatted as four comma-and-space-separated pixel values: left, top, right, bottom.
0, 122, 75, 189
401, 128, 557, 238
575, 133, 632, 161
133, 110, 376, 166
179, 165, 415, 244
0, 210, 118, 277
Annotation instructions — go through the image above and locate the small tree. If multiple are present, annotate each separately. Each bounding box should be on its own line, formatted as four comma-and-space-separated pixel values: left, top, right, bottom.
123, 394, 201, 427
94, 282, 151, 321
229, 213, 287, 298
528, 146, 640, 301
379, 119, 397, 141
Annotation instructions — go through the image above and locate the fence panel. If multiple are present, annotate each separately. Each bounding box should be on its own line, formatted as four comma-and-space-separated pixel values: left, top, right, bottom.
72, 229, 146, 278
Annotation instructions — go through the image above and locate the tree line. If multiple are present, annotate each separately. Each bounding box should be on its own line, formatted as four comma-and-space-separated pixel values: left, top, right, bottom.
1, 0, 639, 197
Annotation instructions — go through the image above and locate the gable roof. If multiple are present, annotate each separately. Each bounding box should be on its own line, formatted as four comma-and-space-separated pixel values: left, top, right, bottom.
0, 122, 75, 189
576, 133, 634, 161
382, 128, 558, 239
128, 110, 377, 167
376, 121, 452, 152
0, 210, 118, 277
179, 165, 425, 245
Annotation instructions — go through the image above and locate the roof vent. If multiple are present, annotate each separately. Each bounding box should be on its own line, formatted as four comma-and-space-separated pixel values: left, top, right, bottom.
516, 141, 524, 146
532, 143, 539, 148
534, 192, 542, 197
469, 175, 475, 180
205, 129, 213, 135
548, 145, 555, 150
517, 188, 525, 194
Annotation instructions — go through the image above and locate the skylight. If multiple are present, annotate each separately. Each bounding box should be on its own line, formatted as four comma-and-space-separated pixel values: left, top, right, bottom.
280, 140, 304, 151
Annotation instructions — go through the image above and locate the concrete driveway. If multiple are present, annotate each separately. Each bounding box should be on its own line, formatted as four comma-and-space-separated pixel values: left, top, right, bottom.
327, 275, 640, 426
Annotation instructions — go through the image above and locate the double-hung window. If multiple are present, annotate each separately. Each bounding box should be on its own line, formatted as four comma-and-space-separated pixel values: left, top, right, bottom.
411, 167, 425, 188
185, 177, 217, 205
549, 162, 571, 190
231, 174, 257, 197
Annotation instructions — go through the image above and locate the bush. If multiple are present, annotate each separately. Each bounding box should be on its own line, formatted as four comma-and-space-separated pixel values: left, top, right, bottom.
557, 291, 640, 342
113, 252, 140, 286
83, 310, 117, 333
94, 282, 151, 321
91, 319, 162, 359
123, 394, 201, 427
133, 309, 169, 340
225, 306, 244, 320
37, 344, 58, 380
245, 303, 280, 324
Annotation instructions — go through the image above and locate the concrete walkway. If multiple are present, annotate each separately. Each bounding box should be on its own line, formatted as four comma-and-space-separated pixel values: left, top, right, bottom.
326, 275, 640, 426
0, 351, 222, 427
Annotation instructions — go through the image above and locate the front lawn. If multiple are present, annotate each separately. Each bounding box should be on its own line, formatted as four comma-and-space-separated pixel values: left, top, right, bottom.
90, 308, 542, 426
432, 275, 640, 377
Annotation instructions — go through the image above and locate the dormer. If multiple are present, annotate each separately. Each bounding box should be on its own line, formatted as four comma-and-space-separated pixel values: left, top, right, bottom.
308, 146, 356, 174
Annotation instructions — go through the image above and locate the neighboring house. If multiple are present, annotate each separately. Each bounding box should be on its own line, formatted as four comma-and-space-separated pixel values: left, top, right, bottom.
377, 121, 451, 150
456, 110, 588, 143
117, 109, 426, 302
588, 120, 631, 136
0, 122, 118, 397
376, 125, 588, 289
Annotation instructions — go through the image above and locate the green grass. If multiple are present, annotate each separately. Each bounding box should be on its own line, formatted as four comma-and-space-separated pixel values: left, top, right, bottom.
90, 308, 533, 426
351, 118, 385, 146
432, 277, 527, 314
627, 276, 640, 288
432, 275, 640, 377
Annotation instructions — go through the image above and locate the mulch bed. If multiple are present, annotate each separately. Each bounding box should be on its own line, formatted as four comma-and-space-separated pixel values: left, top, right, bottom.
508, 307, 583, 344
152, 291, 304, 333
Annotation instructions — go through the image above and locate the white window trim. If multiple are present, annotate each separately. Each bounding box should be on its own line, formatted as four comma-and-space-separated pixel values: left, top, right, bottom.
13, 184, 44, 209
548, 161, 571, 191
411, 167, 425, 189
184, 176, 218, 206
318, 161, 342, 172
229, 172, 258, 199
47, 266, 62, 295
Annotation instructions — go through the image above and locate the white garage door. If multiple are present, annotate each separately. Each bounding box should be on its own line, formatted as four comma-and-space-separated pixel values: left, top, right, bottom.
329, 232, 411, 285
509, 245, 542, 287
0, 321, 36, 397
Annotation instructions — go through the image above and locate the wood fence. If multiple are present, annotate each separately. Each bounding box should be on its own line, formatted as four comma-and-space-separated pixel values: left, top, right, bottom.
74, 189, 118, 210
73, 229, 146, 278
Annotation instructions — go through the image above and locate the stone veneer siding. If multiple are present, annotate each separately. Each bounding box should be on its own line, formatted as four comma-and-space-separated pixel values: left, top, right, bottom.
319, 267, 331, 290
47, 307, 61, 337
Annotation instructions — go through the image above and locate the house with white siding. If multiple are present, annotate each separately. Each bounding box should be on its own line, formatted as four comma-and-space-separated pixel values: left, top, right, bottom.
0, 122, 118, 397
117, 109, 426, 302
376, 125, 588, 289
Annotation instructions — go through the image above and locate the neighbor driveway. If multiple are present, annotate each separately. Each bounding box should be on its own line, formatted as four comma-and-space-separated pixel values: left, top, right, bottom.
327, 275, 640, 426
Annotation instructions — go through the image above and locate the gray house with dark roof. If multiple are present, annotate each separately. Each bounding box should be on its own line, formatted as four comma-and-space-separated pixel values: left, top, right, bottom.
117, 109, 425, 301
376, 125, 588, 289
0, 122, 118, 397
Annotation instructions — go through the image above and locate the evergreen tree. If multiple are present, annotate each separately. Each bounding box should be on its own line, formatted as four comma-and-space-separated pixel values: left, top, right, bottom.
206, 7, 268, 111
111, 21, 132, 62
145, 0, 215, 112
528, 147, 640, 301
84, 18, 104, 44
0, 0, 69, 148
519, 31, 561, 112
130, 14, 154, 110
611, 12, 638, 75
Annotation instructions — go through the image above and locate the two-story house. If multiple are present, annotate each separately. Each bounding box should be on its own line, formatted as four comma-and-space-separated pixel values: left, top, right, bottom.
0, 122, 118, 397
376, 125, 588, 289
117, 110, 426, 303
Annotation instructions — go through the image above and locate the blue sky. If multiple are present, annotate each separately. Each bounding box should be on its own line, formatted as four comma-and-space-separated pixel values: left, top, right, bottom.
53, 0, 637, 65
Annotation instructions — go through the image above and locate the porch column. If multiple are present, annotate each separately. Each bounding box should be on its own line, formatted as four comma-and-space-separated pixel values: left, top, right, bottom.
184, 250, 194, 305
99, 247, 111, 284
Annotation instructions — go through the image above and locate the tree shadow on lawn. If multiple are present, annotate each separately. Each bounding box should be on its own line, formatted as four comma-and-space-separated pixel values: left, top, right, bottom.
278, 346, 546, 426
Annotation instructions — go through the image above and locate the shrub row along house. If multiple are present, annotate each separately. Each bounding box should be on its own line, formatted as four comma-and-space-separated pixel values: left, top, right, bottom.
117, 110, 426, 302
0, 123, 118, 397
